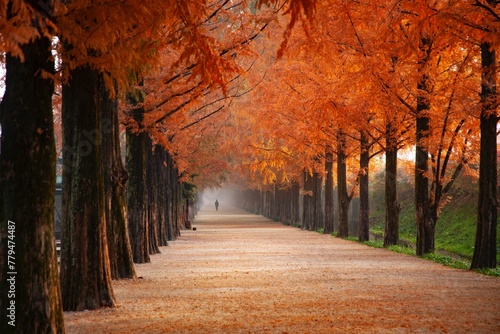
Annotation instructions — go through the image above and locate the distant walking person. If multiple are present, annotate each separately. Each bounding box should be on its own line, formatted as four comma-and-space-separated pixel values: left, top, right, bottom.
215, 199, 219, 211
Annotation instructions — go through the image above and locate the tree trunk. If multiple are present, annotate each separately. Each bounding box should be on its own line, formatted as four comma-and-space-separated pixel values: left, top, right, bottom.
302, 170, 313, 230
312, 172, 322, 231
471, 41, 498, 269
155, 145, 168, 246
384, 120, 400, 246
0, 34, 65, 333
292, 182, 300, 225
273, 184, 279, 220
310, 172, 321, 231
415, 36, 435, 255
337, 133, 350, 238
324, 148, 335, 234
60, 66, 115, 311
126, 84, 151, 263
358, 132, 370, 242
281, 187, 289, 224
126, 128, 150, 263
102, 80, 136, 280
147, 141, 160, 255
165, 153, 174, 241
167, 156, 182, 240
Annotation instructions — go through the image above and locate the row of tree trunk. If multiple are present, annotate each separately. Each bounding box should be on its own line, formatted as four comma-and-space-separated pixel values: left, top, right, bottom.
236, 72, 496, 266
237, 184, 301, 226
0, 52, 193, 333
60, 66, 190, 312
236, 31, 497, 271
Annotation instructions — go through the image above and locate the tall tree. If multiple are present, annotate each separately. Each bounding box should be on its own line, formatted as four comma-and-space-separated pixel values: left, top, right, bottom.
0, 1, 65, 331
101, 79, 136, 279
126, 91, 151, 264
324, 147, 335, 234
358, 130, 370, 242
147, 140, 161, 255
60, 67, 115, 310
471, 0, 498, 268
337, 131, 351, 238
312, 171, 323, 231
384, 119, 400, 247
415, 35, 435, 255
302, 170, 313, 230
153, 145, 169, 247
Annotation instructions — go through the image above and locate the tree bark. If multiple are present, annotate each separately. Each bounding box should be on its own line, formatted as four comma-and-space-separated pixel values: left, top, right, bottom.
324, 148, 335, 234
312, 172, 323, 231
60, 66, 115, 310
147, 140, 160, 255
102, 80, 136, 279
284, 187, 289, 223
165, 153, 174, 240
302, 170, 313, 230
337, 132, 350, 238
384, 120, 400, 246
358, 132, 370, 242
471, 41, 498, 269
273, 184, 279, 220
291, 182, 300, 225
415, 36, 435, 255
167, 155, 182, 240
155, 145, 168, 247
126, 128, 150, 263
0, 33, 65, 333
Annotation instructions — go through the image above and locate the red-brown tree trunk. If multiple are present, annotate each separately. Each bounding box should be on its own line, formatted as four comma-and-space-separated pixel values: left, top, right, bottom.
102, 80, 136, 279
302, 170, 314, 230
0, 26, 65, 333
291, 182, 300, 225
415, 36, 435, 255
324, 148, 335, 234
126, 88, 150, 263
358, 132, 370, 242
60, 66, 115, 310
471, 40, 498, 269
147, 139, 160, 255
155, 145, 169, 246
337, 132, 350, 238
312, 171, 323, 231
384, 119, 400, 247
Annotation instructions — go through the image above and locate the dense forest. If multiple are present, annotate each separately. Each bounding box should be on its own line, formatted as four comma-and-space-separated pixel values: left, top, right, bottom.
0, 0, 498, 332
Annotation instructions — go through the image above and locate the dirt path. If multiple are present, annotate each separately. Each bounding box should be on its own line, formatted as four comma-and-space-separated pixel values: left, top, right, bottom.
65, 205, 500, 333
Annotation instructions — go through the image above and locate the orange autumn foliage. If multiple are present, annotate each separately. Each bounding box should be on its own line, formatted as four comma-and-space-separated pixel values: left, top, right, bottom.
1, 0, 496, 192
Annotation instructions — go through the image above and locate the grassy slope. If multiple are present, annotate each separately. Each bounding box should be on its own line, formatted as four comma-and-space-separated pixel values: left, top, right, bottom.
368, 170, 500, 262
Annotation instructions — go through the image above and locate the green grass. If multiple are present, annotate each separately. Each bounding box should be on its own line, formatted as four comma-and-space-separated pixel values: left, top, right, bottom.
279, 170, 500, 276
361, 240, 500, 276
365, 170, 499, 276
475, 267, 500, 277
363, 240, 384, 248
387, 244, 415, 256
434, 201, 477, 258
421, 253, 469, 270
369, 171, 500, 265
